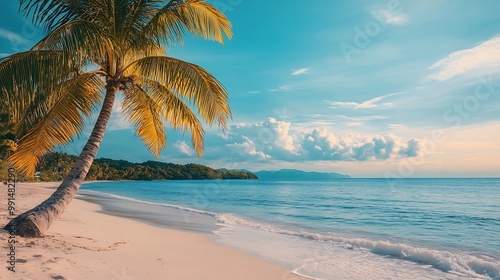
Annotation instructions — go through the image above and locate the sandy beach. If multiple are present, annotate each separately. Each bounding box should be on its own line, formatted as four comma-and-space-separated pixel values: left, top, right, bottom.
0, 182, 305, 280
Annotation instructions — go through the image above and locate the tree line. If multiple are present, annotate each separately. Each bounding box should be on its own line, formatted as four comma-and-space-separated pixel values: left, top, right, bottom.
31, 152, 257, 181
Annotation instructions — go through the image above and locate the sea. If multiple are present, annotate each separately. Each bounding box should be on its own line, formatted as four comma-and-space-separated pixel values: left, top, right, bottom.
80, 178, 500, 280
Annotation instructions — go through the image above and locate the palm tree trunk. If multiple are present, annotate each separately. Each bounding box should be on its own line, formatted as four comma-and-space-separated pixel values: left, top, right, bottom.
4, 85, 117, 237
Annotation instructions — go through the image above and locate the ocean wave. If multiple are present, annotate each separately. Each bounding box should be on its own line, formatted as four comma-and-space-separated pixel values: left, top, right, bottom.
216, 213, 500, 280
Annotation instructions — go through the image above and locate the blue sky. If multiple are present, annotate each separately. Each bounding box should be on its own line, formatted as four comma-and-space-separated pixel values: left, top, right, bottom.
1, 0, 499, 177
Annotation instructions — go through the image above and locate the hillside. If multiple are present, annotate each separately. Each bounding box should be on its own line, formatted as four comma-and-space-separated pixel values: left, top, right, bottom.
255, 169, 351, 180
33, 152, 258, 181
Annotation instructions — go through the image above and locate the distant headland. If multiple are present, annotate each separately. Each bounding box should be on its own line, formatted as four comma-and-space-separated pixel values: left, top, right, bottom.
255, 169, 351, 180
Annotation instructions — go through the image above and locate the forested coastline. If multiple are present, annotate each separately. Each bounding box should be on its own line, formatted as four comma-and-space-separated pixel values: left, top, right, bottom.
1, 152, 257, 181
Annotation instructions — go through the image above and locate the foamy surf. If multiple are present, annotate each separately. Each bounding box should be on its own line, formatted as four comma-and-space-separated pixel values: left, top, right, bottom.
215, 213, 500, 279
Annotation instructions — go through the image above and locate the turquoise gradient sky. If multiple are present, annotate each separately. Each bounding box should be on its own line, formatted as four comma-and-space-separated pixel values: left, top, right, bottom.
1, 0, 499, 177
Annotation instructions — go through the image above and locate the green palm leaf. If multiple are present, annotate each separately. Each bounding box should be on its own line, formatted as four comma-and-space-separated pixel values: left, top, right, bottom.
9, 73, 103, 176
143, 0, 232, 46
124, 56, 232, 129
20, 0, 104, 32
122, 85, 167, 157
34, 19, 114, 62
135, 77, 205, 156
0, 50, 76, 119
115, 0, 159, 46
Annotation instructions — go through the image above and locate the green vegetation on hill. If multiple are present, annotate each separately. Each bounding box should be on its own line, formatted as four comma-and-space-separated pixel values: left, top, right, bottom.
255, 169, 351, 180
21, 152, 258, 181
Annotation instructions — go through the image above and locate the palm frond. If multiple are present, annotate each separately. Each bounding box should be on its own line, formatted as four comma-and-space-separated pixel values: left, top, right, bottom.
124, 56, 231, 129
9, 73, 104, 176
20, 0, 104, 32
143, 0, 232, 46
136, 76, 205, 156
122, 85, 166, 157
33, 19, 115, 61
0, 50, 76, 120
115, 0, 159, 45
124, 42, 166, 68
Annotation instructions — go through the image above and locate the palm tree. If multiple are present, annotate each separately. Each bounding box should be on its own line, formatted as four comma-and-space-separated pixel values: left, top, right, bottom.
1, 0, 232, 237
0, 113, 18, 159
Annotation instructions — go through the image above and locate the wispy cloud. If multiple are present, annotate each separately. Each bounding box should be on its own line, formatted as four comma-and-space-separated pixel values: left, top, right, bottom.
389, 14, 409, 25
174, 140, 195, 156
354, 92, 400, 109
325, 101, 359, 108
292, 68, 310, 76
388, 124, 408, 129
371, 9, 409, 25
269, 84, 292, 92
345, 122, 364, 127
0, 27, 30, 45
325, 92, 402, 110
428, 36, 500, 81
335, 115, 387, 121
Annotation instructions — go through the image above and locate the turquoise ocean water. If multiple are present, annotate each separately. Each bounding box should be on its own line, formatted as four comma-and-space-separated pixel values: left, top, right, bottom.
81, 178, 500, 280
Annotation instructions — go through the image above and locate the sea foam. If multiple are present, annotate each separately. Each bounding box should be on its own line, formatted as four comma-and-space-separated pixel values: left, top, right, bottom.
216, 213, 500, 279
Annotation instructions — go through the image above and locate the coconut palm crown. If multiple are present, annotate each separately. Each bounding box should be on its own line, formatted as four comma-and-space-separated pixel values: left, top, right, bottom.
1, 0, 232, 237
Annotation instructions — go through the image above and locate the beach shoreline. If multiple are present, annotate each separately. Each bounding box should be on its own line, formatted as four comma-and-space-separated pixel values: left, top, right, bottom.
0, 182, 306, 280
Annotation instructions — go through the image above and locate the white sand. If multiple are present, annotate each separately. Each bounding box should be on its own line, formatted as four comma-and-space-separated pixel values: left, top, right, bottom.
0, 182, 306, 279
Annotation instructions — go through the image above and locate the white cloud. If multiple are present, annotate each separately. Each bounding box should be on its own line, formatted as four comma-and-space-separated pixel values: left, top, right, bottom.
355, 93, 400, 109
325, 101, 359, 108
335, 115, 387, 121
108, 94, 131, 130
292, 68, 310, 75
428, 36, 500, 81
371, 10, 409, 25
0, 27, 30, 45
388, 14, 409, 25
345, 122, 363, 127
269, 84, 292, 92
388, 124, 408, 129
326, 92, 401, 110
301, 130, 422, 161
226, 136, 271, 160
268, 117, 301, 154
174, 140, 195, 156
220, 118, 423, 162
